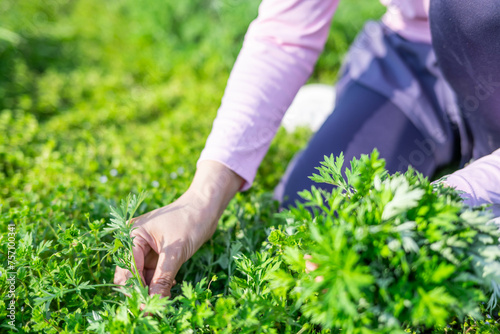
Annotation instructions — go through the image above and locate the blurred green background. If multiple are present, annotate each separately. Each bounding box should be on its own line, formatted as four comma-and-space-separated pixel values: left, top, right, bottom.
0, 0, 384, 214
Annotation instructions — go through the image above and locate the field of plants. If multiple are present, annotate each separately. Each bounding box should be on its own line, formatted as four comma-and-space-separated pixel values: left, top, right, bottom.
2, 0, 500, 333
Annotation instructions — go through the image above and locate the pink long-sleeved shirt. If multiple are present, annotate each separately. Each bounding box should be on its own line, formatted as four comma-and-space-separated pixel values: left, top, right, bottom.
197, 0, 500, 212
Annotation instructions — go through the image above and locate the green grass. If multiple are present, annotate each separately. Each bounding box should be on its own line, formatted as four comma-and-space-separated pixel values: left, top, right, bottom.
0, 0, 386, 217
5, 0, 498, 333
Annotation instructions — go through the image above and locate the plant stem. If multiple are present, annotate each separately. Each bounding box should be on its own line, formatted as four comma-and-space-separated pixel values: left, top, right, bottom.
87, 257, 99, 284
127, 193, 145, 289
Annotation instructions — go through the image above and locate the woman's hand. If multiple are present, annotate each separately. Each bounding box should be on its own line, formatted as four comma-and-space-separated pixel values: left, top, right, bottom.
113, 160, 244, 298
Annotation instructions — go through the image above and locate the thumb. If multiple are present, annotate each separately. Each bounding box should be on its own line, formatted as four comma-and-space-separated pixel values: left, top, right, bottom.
149, 249, 182, 298
131, 234, 150, 286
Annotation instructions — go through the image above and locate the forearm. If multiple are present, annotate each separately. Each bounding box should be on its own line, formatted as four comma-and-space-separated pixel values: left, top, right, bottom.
198, 0, 339, 191
445, 149, 500, 216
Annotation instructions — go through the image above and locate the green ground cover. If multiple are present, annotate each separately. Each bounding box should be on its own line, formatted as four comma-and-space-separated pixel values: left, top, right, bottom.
1, 0, 499, 332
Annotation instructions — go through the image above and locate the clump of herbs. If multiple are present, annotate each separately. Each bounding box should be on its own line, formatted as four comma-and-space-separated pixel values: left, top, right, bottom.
268, 150, 500, 333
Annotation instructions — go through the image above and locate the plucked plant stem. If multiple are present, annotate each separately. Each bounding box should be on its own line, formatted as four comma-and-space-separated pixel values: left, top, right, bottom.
105, 191, 148, 289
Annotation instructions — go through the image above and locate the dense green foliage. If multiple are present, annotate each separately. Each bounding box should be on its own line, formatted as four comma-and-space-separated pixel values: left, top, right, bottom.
91, 152, 500, 333
270, 151, 500, 333
1, 0, 500, 332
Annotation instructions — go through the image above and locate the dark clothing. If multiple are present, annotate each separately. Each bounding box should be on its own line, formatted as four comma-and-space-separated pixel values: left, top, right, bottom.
279, 22, 461, 208
430, 0, 500, 160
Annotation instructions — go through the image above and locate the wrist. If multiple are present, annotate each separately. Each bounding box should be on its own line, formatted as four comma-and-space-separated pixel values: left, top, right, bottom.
184, 160, 244, 222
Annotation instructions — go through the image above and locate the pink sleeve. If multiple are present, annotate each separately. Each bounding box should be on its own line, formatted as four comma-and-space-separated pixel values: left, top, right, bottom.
445, 149, 500, 217
197, 0, 339, 191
